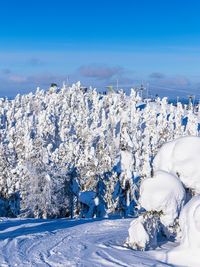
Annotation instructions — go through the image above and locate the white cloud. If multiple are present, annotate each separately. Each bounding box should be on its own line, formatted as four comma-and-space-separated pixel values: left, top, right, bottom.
27, 57, 43, 66
79, 65, 123, 80
9, 76, 27, 83
149, 72, 165, 79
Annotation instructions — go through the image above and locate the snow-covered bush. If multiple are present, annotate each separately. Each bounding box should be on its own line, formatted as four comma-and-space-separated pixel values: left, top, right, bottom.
140, 170, 185, 227
126, 217, 150, 250
126, 170, 185, 250
127, 136, 200, 252
125, 213, 159, 250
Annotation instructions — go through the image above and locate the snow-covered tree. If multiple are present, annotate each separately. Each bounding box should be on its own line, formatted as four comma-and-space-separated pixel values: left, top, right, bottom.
0, 81, 199, 219
126, 136, 200, 251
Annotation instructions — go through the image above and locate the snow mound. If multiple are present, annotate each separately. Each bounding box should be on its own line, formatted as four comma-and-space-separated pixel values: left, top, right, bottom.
154, 136, 200, 194
167, 196, 200, 266
126, 217, 149, 250
139, 170, 185, 226
179, 195, 200, 249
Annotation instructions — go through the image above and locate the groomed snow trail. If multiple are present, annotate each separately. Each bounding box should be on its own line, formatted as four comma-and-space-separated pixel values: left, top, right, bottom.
0, 218, 173, 266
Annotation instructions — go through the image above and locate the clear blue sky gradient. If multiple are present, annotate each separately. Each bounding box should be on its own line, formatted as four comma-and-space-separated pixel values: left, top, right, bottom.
1, 0, 200, 98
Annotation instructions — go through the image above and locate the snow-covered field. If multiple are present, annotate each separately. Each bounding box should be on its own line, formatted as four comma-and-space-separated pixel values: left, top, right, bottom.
0, 217, 178, 267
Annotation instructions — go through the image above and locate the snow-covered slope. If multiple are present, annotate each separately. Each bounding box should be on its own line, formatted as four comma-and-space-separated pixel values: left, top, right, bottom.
0, 217, 176, 267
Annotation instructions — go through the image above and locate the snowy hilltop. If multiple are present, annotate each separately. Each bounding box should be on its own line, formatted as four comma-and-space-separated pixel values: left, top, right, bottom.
0, 82, 200, 266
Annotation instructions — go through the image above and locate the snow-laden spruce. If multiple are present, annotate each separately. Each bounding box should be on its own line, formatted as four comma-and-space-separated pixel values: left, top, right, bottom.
127, 136, 200, 258
0, 82, 199, 218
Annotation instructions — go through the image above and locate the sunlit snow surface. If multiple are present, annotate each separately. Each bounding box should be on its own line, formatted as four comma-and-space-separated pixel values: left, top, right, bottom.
154, 136, 200, 194
0, 217, 178, 267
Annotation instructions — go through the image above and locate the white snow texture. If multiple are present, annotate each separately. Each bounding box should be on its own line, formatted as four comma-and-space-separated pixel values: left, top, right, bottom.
140, 170, 185, 226
154, 136, 200, 194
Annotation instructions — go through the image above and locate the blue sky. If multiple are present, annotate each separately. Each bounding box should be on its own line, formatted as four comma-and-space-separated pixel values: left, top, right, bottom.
1, 0, 200, 98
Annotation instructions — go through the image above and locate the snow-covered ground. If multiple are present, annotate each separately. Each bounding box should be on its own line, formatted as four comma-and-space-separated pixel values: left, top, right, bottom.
0, 217, 180, 267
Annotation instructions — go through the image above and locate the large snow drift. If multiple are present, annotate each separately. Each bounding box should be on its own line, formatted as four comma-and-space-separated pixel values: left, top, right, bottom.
139, 170, 185, 226
179, 195, 200, 249
153, 136, 200, 194
167, 196, 200, 266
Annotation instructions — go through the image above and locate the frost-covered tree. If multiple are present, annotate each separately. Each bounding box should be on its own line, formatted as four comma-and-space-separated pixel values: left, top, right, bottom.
126, 136, 200, 251
0, 81, 199, 219
20, 162, 70, 219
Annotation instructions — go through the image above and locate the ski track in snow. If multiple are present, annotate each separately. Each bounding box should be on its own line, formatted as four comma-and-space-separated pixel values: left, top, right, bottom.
0, 218, 175, 267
